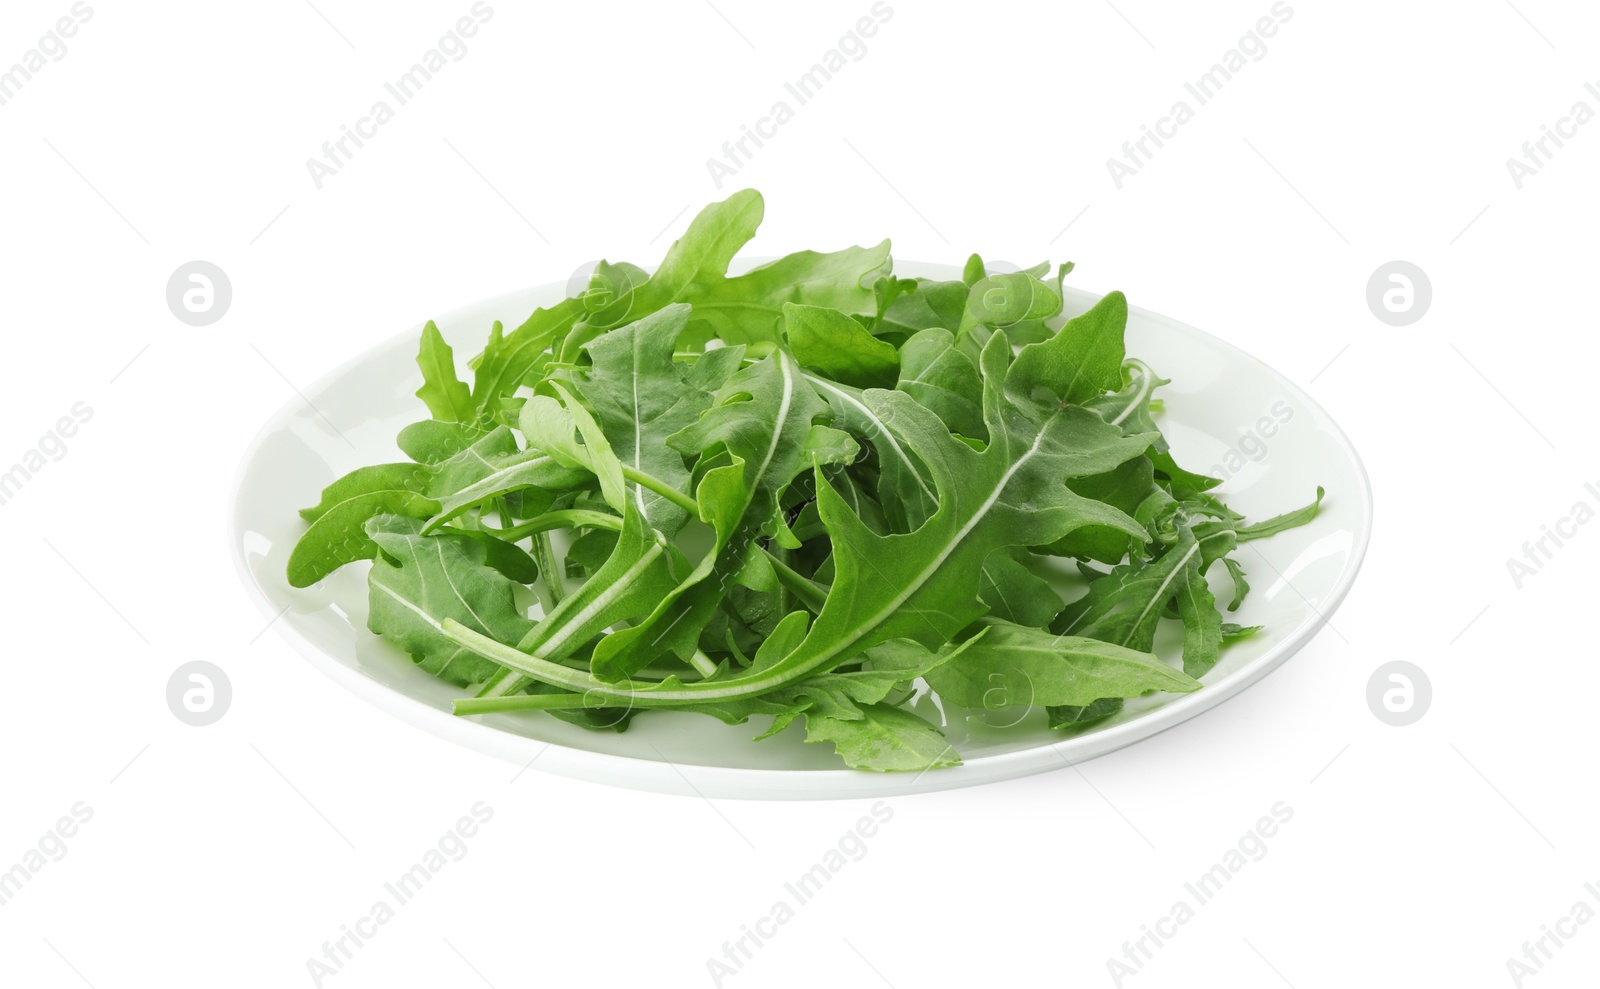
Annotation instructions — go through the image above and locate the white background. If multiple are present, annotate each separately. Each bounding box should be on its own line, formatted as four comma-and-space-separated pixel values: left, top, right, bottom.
2, 0, 1598, 986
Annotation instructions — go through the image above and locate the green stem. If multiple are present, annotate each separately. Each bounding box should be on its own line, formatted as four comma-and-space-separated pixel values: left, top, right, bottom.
760, 547, 828, 612
441, 618, 827, 708
689, 649, 718, 678
531, 531, 566, 605
494, 509, 623, 542
619, 465, 699, 516
456, 693, 592, 714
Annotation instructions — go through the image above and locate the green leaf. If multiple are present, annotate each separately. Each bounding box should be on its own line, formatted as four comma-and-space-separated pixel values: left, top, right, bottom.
1046, 456, 1157, 564
977, 548, 1063, 628
441, 527, 540, 584
1005, 291, 1128, 409
472, 303, 584, 411
878, 278, 968, 338
476, 505, 689, 698
675, 243, 893, 347
801, 704, 960, 772
1173, 548, 1224, 678
288, 464, 438, 587
958, 271, 1062, 334
924, 622, 1198, 710
1223, 557, 1250, 611
519, 382, 627, 514
742, 332, 1156, 691
414, 322, 476, 423
620, 189, 766, 323
588, 351, 832, 678
1236, 487, 1325, 542
803, 374, 938, 533
365, 516, 534, 686
1055, 524, 1205, 652
783, 636, 964, 722
1047, 697, 1123, 730
421, 428, 589, 529
397, 419, 487, 465
570, 304, 728, 534
785, 303, 899, 388
1086, 360, 1221, 497
896, 327, 985, 440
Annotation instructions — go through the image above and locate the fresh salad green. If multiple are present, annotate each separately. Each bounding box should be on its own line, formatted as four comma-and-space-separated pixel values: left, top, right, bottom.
287, 190, 1323, 772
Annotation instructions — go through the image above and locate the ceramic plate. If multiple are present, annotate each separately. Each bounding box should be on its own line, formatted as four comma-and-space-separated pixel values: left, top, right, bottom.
230, 261, 1372, 799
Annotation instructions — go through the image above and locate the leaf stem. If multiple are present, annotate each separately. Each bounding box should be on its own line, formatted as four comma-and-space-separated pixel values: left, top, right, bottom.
760, 548, 829, 612
689, 649, 718, 678
455, 693, 593, 715
531, 531, 566, 605
619, 465, 699, 515
494, 509, 623, 541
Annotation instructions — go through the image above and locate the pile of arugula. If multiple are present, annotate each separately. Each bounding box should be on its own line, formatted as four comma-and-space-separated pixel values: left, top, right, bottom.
287, 189, 1322, 772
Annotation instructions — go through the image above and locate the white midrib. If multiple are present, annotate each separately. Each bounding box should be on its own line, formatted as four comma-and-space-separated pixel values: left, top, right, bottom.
752, 355, 795, 491
797, 421, 1053, 672
465, 537, 669, 698
529, 538, 665, 659
490, 417, 1059, 703
373, 541, 496, 638
448, 454, 555, 504
475, 362, 795, 694
1062, 537, 1203, 640
378, 522, 661, 676
1113, 541, 1200, 646
1109, 366, 1155, 426
803, 373, 936, 505
631, 331, 650, 519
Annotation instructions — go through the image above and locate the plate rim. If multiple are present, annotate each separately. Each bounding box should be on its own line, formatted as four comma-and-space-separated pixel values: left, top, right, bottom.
228, 264, 1373, 800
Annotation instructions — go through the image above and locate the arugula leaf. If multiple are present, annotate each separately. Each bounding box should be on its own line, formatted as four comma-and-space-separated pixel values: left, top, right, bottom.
923, 622, 1199, 710
617, 189, 766, 323
1237, 487, 1326, 541
977, 548, 1063, 628
785, 303, 899, 388
877, 278, 968, 338
1048, 697, 1124, 730
1054, 523, 1205, 652
414, 322, 475, 423
365, 515, 534, 686
588, 351, 841, 679
1004, 291, 1127, 407
738, 332, 1156, 691
568, 304, 733, 535
288, 464, 437, 588
803, 372, 938, 532
801, 704, 960, 772
477, 504, 689, 698
958, 270, 1062, 335
397, 419, 488, 465
896, 327, 985, 440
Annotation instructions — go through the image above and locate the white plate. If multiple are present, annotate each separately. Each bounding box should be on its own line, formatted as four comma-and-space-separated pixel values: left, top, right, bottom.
230, 262, 1372, 800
